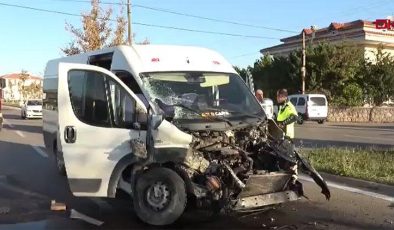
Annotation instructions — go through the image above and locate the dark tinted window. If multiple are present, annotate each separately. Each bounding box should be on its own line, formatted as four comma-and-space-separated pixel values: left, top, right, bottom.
27, 100, 42, 105
107, 78, 136, 129
310, 97, 326, 106
290, 98, 298, 106
115, 71, 142, 94
68, 70, 139, 129
68, 70, 111, 127
43, 78, 58, 111
297, 97, 306, 106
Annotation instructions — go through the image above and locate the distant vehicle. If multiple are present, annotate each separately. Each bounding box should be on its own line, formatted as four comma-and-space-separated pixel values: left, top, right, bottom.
287, 94, 328, 124
21, 99, 43, 119
260, 98, 274, 119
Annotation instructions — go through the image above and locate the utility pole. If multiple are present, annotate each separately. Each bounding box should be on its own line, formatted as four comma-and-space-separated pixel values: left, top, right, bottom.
127, 0, 132, 45
301, 30, 306, 94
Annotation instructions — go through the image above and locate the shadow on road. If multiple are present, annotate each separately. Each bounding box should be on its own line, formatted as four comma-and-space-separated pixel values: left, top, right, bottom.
3, 114, 23, 121
5, 124, 43, 134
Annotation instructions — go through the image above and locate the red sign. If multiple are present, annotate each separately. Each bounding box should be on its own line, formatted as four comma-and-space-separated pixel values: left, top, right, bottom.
374, 19, 394, 29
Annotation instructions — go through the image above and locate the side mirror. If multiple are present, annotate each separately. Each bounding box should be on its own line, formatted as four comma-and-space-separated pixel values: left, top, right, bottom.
151, 114, 163, 130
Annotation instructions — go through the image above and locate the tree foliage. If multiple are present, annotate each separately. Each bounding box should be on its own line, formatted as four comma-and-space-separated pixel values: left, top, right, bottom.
62, 0, 129, 55
357, 46, 394, 106
247, 42, 394, 106
18, 70, 29, 101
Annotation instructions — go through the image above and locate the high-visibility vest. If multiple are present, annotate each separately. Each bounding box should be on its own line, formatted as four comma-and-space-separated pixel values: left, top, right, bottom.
276, 101, 297, 139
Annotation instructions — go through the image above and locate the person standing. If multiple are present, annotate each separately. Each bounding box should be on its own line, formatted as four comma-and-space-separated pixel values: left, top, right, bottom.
276, 89, 298, 139
255, 89, 264, 104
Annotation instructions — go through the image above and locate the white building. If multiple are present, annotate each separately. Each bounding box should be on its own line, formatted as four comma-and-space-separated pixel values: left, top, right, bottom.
0, 73, 43, 102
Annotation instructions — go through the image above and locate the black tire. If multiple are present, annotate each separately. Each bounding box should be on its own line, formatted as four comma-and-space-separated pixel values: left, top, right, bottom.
318, 119, 325, 124
55, 149, 66, 176
133, 167, 187, 226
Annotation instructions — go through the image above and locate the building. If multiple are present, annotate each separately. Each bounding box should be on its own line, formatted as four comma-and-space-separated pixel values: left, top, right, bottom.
261, 19, 394, 62
0, 73, 43, 102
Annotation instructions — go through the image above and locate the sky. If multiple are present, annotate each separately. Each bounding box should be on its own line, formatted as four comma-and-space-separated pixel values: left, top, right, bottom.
0, 0, 393, 76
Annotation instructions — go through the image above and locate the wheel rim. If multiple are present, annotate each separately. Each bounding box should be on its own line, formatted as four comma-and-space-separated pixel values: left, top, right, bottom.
146, 181, 171, 211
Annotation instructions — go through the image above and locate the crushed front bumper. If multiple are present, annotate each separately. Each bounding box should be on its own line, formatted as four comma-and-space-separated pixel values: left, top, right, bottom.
233, 190, 299, 211
231, 172, 301, 211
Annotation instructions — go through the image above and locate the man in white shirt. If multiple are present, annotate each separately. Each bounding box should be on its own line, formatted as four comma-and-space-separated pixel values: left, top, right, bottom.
255, 89, 264, 104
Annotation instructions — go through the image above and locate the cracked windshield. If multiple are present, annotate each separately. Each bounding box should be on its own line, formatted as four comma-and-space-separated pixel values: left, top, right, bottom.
142, 72, 263, 120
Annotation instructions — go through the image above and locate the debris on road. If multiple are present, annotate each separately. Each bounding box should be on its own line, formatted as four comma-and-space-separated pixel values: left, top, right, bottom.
70, 209, 104, 226
50, 200, 66, 211
0, 206, 10, 214
385, 219, 393, 225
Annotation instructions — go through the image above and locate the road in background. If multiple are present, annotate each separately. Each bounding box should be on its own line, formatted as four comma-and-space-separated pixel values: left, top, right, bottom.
295, 121, 394, 149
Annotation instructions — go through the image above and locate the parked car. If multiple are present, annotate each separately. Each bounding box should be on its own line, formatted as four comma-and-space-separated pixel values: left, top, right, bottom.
21, 99, 43, 119
287, 94, 328, 124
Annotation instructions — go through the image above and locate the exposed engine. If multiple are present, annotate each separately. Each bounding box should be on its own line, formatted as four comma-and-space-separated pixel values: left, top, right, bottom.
176, 120, 326, 212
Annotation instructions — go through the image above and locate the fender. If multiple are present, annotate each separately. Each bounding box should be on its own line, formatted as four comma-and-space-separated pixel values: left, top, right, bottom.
107, 153, 138, 198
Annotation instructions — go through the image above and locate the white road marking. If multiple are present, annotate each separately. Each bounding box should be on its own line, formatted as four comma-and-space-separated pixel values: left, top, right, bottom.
31, 145, 48, 158
2, 119, 14, 128
299, 175, 394, 202
15, 130, 25, 138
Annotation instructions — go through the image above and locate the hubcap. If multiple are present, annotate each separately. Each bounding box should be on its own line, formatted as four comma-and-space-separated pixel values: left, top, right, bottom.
146, 181, 170, 211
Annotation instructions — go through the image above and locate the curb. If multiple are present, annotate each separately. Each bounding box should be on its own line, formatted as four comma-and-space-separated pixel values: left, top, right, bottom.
318, 172, 394, 199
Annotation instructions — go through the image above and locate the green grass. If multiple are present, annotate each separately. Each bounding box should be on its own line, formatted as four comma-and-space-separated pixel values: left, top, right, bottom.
301, 148, 394, 185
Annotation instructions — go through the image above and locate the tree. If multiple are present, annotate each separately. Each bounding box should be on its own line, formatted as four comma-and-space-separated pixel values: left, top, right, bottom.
62, 0, 127, 55
305, 42, 364, 103
252, 42, 366, 104
25, 82, 43, 99
17, 70, 30, 102
357, 46, 394, 105
250, 53, 300, 100
335, 83, 364, 106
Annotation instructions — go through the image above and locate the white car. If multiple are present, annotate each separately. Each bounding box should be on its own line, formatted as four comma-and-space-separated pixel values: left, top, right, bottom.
287, 94, 328, 124
21, 99, 43, 119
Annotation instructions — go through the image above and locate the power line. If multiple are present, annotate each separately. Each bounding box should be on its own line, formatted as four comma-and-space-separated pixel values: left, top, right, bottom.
0, 2, 280, 40
52, 0, 125, 5
133, 22, 279, 39
231, 52, 261, 59
132, 4, 298, 34
51, 0, 298, 33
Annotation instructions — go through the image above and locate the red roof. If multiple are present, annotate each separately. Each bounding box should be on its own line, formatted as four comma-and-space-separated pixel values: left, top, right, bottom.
0, 73, 42, 80
281, 20, 374, 43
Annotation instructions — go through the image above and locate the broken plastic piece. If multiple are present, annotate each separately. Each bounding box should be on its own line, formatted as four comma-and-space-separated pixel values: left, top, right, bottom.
50, 200, 66, 211
70, 209, 104, 226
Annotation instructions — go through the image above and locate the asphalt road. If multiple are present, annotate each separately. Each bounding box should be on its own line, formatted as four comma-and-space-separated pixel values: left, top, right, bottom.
0, 106, 393, 229
295, 121, 394, 149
